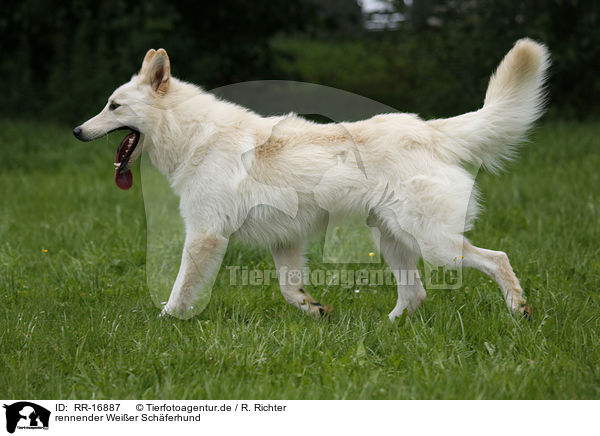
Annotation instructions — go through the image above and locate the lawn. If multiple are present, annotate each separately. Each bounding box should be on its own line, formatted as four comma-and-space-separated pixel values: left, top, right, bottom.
0, 119, 599, 399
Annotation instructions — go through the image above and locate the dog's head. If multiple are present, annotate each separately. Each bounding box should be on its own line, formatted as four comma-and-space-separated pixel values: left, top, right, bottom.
73, 49, 171, 190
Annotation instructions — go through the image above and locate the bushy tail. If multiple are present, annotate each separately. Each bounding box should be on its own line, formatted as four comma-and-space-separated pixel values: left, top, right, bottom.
428, 38, 550, 172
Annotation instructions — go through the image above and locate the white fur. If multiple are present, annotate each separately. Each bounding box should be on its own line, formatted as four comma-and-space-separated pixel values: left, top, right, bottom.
76, 40, 549, 320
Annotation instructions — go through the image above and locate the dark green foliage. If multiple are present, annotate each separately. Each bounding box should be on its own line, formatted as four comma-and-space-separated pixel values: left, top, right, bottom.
398, 0, 600, 118
1, 0, 598, 123
0, 0, 317, 123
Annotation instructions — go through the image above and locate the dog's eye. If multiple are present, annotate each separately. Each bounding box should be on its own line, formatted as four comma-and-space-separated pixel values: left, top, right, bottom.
109, 102, 120, 111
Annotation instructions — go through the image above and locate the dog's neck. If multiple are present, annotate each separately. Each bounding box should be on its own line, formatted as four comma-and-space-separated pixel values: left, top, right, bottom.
144, 79, 248, 188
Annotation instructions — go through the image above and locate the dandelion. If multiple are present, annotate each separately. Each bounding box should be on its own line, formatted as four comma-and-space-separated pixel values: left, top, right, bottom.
42, 249, 48, 253
369, 252, 375, 258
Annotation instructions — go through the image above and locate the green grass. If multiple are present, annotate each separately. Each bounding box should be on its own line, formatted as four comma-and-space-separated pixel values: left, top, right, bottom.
1, 119, 599, 399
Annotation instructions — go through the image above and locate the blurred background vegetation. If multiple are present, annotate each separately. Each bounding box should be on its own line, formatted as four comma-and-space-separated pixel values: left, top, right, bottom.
1, 0, 598, 124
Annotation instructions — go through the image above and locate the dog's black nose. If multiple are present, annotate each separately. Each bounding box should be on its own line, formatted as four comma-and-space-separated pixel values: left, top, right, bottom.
73, 126, 82, 139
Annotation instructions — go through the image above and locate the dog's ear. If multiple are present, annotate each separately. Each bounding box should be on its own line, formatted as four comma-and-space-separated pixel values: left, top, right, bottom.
146, 48, 170, 95
140, 49, 157, 73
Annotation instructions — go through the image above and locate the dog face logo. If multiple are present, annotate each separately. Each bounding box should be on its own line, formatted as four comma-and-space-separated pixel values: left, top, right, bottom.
3, 402, 50, 433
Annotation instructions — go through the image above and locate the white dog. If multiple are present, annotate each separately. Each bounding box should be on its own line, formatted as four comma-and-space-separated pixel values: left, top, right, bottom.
74, 39, 549, 321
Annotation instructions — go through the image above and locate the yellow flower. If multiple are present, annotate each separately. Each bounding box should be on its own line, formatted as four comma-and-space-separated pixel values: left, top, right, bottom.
42, 249, 48, 253
369, 252, 375, 257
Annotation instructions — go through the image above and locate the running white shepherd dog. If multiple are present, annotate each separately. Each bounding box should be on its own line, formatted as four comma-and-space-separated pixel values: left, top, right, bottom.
74, 39, 549, 321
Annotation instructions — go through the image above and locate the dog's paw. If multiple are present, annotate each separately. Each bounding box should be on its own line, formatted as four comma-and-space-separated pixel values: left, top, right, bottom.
308, 301, 333, 318
511, 301, 533, 319
298, 288, 332, 318
519, 303, 533, 319
160, 303, 197, 320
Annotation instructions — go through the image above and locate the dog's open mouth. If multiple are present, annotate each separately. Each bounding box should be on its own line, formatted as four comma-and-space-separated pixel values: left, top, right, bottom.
114, 130, 140, 190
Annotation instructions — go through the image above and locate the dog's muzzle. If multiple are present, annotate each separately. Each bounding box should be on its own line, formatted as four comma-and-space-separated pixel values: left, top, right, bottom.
73, 126, 83, 140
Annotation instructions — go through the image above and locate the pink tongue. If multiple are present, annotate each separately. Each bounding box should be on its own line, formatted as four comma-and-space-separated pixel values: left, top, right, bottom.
115, 169, 133, 190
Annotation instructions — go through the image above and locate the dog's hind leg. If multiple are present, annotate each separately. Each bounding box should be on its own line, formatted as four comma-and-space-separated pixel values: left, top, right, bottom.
271, 243, 332, 317
377, 229, 427, 321
462, 241, 531, 316
162, 233, 229, 319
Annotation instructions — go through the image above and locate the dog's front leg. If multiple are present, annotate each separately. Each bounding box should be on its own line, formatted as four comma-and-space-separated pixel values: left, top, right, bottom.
271, 244, 332, 317
162, 233, 229, 319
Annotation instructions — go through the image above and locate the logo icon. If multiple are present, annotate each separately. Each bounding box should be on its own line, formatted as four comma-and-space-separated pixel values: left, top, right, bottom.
3, 402, 50, 433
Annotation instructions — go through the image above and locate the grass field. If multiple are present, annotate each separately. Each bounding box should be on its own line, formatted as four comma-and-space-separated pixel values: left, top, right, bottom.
1, 119, 599, 399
